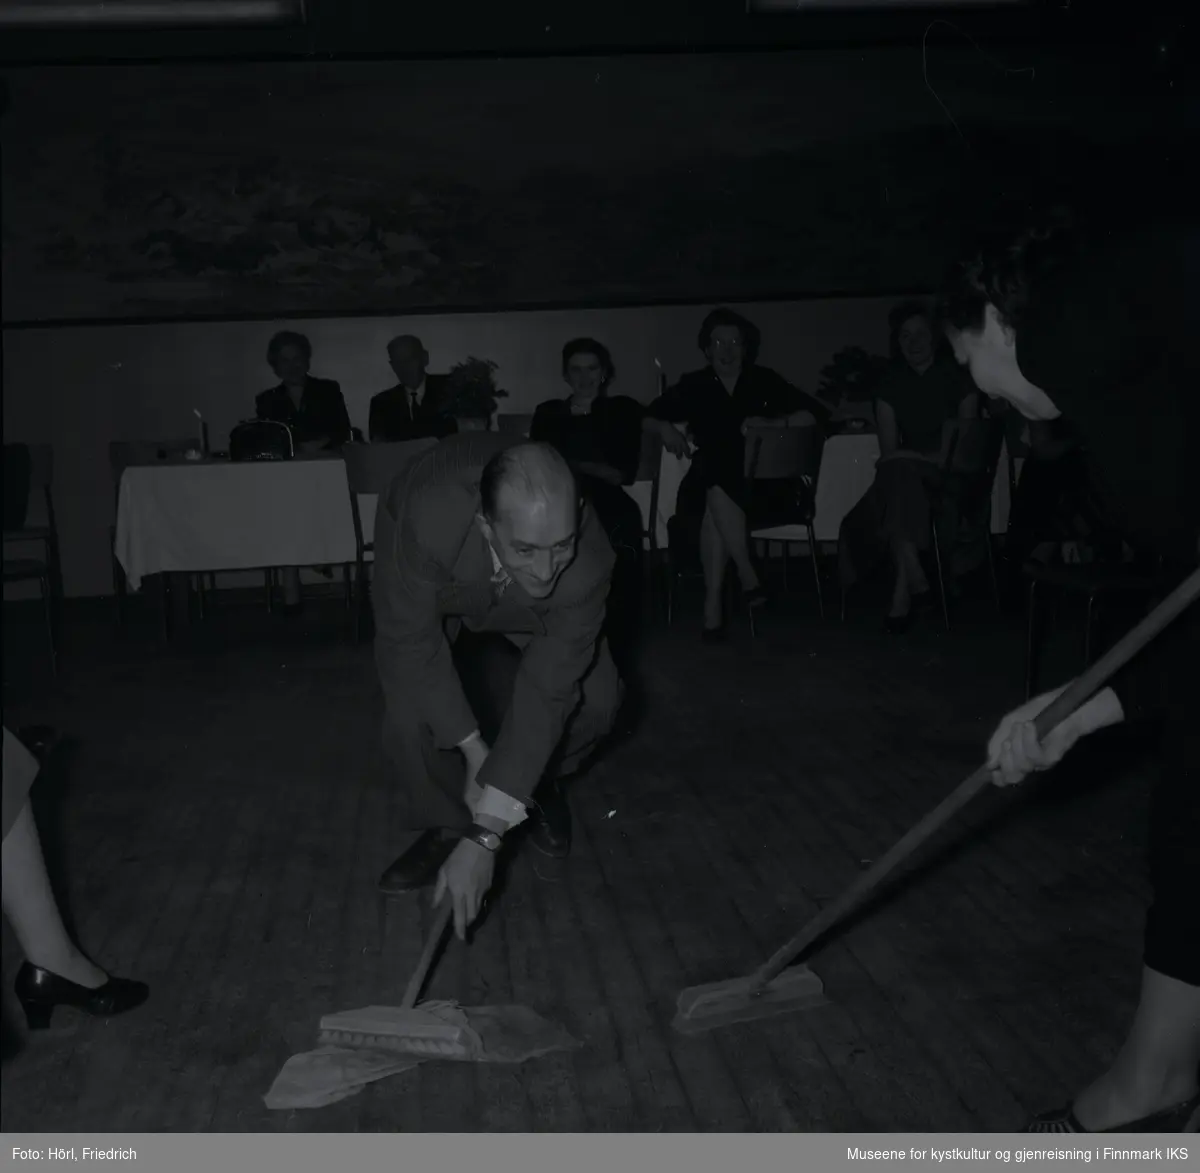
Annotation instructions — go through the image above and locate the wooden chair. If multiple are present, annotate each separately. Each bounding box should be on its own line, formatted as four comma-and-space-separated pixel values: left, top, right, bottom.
342, 439, 438, 641
744, 423, 826, 630
495, 413, 533, 437
4, 443, 60, 676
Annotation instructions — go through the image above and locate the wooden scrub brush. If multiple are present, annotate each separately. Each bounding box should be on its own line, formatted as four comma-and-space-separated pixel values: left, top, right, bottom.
317, 903, 477, 1058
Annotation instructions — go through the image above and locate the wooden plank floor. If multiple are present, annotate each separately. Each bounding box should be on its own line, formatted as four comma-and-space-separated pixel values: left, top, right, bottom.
1, 582, 1157, 1131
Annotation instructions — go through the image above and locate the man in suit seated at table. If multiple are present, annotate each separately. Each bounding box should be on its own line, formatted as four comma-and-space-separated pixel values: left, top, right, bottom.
368, 335, 455, 442
373, 432, 624, 937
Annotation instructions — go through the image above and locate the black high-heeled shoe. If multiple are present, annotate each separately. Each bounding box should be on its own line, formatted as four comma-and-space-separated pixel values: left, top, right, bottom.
701, 623, 727, 644
15, 961, 149, 1030
1025, 1090, 1200, 1133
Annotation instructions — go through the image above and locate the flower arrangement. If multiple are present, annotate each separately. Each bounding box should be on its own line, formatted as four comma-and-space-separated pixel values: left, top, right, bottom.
443, 357, 509, 422
816, 346, 890, 420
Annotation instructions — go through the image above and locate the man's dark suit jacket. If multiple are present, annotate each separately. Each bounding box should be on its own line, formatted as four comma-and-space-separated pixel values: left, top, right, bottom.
372, 431, 615, 804
368, 374, 455, 442
256, 377, 353, 447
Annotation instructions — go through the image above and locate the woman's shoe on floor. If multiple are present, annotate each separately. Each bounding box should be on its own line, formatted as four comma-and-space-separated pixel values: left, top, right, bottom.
884, 612, 912, 635
701, 623, 727, 644
15, 961, 149, 1030
1025, 1090, 1200, 1133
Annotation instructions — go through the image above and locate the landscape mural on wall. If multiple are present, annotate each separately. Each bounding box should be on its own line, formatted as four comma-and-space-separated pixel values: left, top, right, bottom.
0, 53, 1177, 324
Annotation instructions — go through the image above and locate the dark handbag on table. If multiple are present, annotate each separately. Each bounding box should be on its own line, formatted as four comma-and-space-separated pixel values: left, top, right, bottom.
229, 420, 294, 462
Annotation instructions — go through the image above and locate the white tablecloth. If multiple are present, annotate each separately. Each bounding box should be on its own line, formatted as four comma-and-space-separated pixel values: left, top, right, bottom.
116, 438, 1012, 591
115, 457, 358, 591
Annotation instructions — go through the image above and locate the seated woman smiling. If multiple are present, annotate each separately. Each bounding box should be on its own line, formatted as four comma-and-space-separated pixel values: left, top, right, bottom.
837, 301, 980, 632
644, 307, 830, 641
531, 339, 645, 671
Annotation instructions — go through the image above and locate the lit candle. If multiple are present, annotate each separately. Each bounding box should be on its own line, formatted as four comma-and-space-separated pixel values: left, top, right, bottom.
193, 409, 209, 456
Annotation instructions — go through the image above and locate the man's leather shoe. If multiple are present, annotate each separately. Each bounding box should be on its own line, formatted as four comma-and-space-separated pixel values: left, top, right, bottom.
378, 829, 459, 894
529, 784, 572, 859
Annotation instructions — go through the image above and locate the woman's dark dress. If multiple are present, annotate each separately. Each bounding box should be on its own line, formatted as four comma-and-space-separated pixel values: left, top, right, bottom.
837, 355, 976, 587
255, 376, 353, 448
646, 365, 825, 548
530, 394, 646, 667
1017, 223, 1200, 986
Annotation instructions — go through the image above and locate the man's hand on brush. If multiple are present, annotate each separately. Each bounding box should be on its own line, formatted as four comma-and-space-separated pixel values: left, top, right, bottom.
986, 683, 1125, 787
435, 840, 496, 941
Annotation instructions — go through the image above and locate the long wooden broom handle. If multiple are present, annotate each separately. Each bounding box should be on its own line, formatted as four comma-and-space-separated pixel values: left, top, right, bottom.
746, 565, 1200, 995
401, 902, 454, 1009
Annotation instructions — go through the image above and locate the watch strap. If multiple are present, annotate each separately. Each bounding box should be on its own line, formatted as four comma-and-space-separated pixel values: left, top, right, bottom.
462, 823, 503, 852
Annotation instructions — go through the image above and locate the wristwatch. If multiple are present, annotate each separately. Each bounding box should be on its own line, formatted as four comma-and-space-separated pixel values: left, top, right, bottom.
462, 823, 503, 852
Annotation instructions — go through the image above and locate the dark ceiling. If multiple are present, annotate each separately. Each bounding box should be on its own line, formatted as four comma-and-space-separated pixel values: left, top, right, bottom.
0, 0, 1188, 74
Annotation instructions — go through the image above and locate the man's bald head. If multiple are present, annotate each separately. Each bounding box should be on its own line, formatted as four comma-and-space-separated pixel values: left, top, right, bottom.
478, 443, 580, 598
387, 335, 429, 387
480, 442, 577, 523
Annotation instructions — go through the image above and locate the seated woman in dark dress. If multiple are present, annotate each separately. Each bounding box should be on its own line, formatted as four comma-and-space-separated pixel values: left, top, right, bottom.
942, 211, 1199, 1134
644, 307, 831, 640
837, 301, 980, 631
255, 331, 353, 451
254, 330, 354, 611
530, 339, 645, 669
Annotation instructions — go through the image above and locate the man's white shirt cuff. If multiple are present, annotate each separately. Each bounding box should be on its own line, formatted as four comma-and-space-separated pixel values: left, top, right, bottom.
473, 785, 528, 829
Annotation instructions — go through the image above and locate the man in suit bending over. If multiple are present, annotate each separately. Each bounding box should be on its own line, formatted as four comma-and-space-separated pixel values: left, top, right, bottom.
373, 432, 623, 937
369, 335, 456, 442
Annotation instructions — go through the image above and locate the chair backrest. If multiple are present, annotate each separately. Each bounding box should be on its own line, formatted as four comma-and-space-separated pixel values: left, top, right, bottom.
634, 426, 663, 482
629, 428, 663, 552
4, 443, 55, 539
953, 414, 1005, 478
496, 413, 533, 437
953, 416, 1008, 527
343, 438, 438, 555
342, 439, 438, 496
26, 444, 53, 489
3, 444, 33, 531
744, 425, 822, 481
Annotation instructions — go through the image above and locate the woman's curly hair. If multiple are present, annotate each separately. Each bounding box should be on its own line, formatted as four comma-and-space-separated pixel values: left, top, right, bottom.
936, 205, 1080, 334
